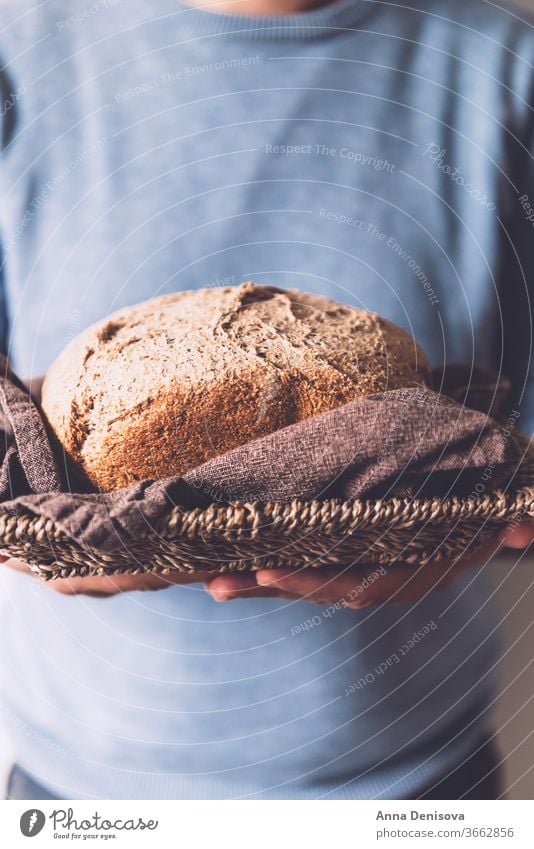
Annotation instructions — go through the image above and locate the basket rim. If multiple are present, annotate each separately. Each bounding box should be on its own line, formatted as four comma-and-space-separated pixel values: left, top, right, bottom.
0, 483, 532, 553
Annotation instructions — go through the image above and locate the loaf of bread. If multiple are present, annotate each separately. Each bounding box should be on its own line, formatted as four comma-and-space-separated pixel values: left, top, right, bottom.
41, 283, 432, 491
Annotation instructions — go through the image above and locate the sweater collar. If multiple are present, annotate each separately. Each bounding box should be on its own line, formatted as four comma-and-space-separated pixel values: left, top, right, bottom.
174, 0, 373, 41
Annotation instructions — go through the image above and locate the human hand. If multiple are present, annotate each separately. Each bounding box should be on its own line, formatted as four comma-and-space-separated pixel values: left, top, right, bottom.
203, 519, 534, 608
0, 555, 216, 597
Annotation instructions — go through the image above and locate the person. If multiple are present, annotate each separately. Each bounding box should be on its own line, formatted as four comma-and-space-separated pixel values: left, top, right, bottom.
0, 0, 533, 801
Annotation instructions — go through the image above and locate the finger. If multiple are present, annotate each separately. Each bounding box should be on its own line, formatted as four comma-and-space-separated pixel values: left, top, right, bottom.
50, 576, 123, 597
204, 573, 299, 602
0, 556, 32, 574
501, 518, 534, 549
38, 571, 184, 597
256, 567, 366, 605
49, 574, 142, 596
68, 570, 214, 595
0, 556, 101, 595
207, 584, 296, 601
256, 536, 500, 607
0, 560, 217, 595
256, 565, 418, 607
256, 566, 415, 607
382, 541, 501, 604
205, 574, 256, 601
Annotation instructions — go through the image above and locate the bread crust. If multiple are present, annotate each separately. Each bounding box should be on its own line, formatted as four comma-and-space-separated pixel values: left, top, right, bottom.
41, 283, 432, 491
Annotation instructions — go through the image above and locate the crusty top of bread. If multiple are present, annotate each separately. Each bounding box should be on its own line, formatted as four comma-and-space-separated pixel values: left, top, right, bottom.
41, 283, 432, 491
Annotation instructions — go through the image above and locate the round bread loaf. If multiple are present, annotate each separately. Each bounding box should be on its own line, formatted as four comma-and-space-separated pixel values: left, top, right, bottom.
41, 283, 432, 491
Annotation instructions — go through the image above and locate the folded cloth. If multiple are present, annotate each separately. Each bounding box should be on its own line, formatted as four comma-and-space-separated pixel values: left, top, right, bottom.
0, 355, 525, 552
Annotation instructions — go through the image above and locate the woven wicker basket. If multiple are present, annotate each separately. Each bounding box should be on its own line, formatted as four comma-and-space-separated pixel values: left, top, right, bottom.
1, 473, 533, 581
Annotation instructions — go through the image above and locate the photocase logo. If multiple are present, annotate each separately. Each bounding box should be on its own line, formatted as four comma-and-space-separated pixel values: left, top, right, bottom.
20, 809, 46, 837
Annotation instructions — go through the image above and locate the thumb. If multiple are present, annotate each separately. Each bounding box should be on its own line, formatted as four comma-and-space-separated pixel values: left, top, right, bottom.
501, 518, 534, 549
